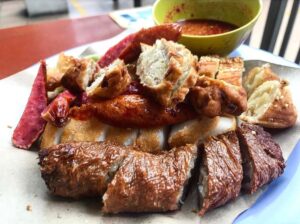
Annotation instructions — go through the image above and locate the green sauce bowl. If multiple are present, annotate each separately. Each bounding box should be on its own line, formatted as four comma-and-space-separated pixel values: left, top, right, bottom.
153, 0, 262, 56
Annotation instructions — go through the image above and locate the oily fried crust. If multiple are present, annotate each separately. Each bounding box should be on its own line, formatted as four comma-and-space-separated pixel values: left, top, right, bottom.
190, 76, 247, 117
39, 142, 129, 199
237, 123, 285, 194
102, 144, 197, 213
198, 132, 242, 216
119, 24, 182, 63
70, 94, 197, 128
258, 82, 297, 128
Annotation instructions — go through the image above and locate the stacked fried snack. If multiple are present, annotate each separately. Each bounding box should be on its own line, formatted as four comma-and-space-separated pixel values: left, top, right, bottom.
12, 25, 296, 216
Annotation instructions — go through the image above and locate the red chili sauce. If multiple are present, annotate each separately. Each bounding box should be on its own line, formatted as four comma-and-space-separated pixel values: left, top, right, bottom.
176, 19, 238, 36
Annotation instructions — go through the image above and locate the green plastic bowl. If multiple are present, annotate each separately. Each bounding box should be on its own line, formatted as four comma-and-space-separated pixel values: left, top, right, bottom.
153, 0, 262, 56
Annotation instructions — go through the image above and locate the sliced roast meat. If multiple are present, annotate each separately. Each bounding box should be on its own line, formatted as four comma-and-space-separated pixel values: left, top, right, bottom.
198, 131, 243, 216
102, 144, 198, 213
237, 122, 285, 194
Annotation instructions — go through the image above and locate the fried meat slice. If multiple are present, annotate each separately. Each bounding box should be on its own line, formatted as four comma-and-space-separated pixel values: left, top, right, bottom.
237, 122, 285, 194
102, 144, 198, 213
198, 131, 243, 216
61, 57, 99, 93
190, 76, 247, 117
198, 56, 220, 78
136, 39, 198, 107
60, 118, 106, 143
243, 64, 280, 96
217, 57, 244, 87
39, 142, 130, 199
168, 116, 236, 148
134, 127, 168, 153
87, 59, 131, 99
240, 68, 297, 128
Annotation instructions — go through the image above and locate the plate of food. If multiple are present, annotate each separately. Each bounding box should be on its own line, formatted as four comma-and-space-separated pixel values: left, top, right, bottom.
0, 1, 299, 224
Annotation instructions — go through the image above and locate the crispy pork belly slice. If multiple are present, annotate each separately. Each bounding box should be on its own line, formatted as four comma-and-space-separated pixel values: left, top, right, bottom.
168, 116, 236, 148
198, 131, 243, 216
40, 122, 63, 149
39, 142, 130, 199
217, 57, 244, 87
60, 57, 99, 93
136, 39, 198, 107
237, 122, 285, 194
105, 126, 138, 146
102, 144, 198, 213
198, 56, 220, 78
60, 118, 107, 143
86, 59, 131, 99
243, 64, 280, 96
134, 127, 168, 153
240, 80, 297, 128
190, 76, 247, 117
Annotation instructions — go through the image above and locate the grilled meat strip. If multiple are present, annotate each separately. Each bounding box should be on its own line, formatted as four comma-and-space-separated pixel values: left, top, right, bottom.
237, 122, 285, 194
198, 131, 243, 216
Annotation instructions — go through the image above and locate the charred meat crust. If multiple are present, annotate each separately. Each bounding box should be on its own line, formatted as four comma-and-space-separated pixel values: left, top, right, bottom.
237, 122, 285, 194
198, 131, 243, 216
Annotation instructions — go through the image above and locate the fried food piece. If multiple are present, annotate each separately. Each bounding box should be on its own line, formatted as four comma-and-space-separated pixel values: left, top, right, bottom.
168, 116, 236, 148
241, 64, 297, 128
240, 80, 297, 128
40, 122, 63, 149
243, 64, 280, 96
217, 57, 244, 87
87, 59, 131, 99
134, 127, 168, 153
198, 131, 242, 216
136, 39, 198, 107
105, 126, 138, 146
190, 76, 247, 117
60, 117, 106, 143
61, 57, 99, 93
46, 54, 78, 91
39, 142, 130, 198
237, 122, 285, 194
70, 94, 197, 128
119, 24, 182, 63
102, 144, 198, 213
198, 56, 220, 78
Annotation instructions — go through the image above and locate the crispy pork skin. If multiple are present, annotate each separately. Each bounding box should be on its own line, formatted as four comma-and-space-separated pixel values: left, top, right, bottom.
39, 142, 129, 198
102, 144, 198, 213
237, 122, 285, 194
198, 131, 243, 216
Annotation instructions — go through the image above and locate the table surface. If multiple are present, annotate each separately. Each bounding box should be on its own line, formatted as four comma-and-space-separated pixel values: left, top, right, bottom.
0, 15, 123, 79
